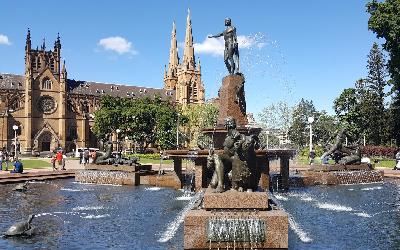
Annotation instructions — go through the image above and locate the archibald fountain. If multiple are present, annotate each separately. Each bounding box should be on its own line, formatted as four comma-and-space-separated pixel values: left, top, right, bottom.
166, 18, 291, 249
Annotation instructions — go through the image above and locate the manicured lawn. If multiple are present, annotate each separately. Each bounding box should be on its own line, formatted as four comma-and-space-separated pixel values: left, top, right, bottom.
373, 158, 396, 169
137, 158, 174, 165
10, 159, 51, 170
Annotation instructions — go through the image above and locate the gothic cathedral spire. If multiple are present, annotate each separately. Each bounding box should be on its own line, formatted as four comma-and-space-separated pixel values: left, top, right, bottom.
164, 21, 179, 90
164, 10, 205, 105
182, 9, 196, 70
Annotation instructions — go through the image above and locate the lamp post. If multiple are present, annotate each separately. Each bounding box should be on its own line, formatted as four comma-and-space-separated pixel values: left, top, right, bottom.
176, 114, 179, 150
125, 136, 129, 153
266, 130, 270, 149
116, 129, 121, 152
307, 117, 314, 153
12, 125, 18, 160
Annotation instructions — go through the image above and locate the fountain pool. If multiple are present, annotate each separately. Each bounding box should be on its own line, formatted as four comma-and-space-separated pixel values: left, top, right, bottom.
0, 178, 399, 249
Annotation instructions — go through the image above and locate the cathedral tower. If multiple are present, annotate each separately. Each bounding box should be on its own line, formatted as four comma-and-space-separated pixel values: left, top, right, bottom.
164, 21, 179, 90
164, 9, 205, 105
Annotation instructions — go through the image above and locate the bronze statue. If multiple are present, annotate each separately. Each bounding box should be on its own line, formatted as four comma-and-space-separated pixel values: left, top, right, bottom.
209, 18, 240, 75
321, 129, 361, 165
95, 141, 138, 166
95, 141, 113, 164
207, 117, 259, 192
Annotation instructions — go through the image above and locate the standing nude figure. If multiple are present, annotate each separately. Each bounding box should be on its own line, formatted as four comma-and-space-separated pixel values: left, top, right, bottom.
209, 18, 240, 75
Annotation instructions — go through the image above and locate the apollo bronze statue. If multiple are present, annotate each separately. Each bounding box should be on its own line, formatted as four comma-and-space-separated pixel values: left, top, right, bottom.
209, 18, 240, 75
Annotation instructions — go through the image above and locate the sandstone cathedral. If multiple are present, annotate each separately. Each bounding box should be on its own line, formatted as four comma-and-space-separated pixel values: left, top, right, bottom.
0, 10, 204, 154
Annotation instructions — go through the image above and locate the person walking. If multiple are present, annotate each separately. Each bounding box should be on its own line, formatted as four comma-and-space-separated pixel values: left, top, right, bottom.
61, 153, 66, 170
51, 155, 57, 170
83, 149, 89, 166
0, 150, 3, 171
79, 150, 83, 164
4, 151, 9, 171
309, 149, 316, 165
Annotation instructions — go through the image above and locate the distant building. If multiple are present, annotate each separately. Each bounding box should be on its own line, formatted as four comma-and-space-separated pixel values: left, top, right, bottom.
163, 9, 205, 105
0, 30, 174, 153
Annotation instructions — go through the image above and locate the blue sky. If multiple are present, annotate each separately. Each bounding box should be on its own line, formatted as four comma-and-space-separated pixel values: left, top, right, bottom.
0, 0, 377, 118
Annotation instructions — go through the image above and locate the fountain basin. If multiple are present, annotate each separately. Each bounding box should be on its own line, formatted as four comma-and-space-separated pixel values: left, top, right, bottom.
75, 164, 151, 186
300, 165, 384, 186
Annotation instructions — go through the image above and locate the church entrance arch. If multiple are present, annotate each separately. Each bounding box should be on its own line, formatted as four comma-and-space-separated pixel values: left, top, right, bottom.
33, 123, 60, 152
39, 132, 52, 151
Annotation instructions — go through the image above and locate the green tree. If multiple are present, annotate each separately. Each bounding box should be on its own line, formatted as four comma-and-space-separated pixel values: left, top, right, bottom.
333, 87, 361, 137
258, 101, 293, 131
365, 42, 389, 144
312, 111, 338, 146
93, 95, 179, 151
180, 103, 219, 149
288, 99, 317, 148
367, 0, 400, 145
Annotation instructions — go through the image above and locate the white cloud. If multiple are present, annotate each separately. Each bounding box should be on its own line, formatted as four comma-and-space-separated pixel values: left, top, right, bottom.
194, 37, 224, 57
194, 35, 266, 57
98, 36, 137, 55
0, 34, 11, 45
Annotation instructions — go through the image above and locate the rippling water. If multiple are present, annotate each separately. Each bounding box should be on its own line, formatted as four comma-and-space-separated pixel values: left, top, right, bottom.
275, 178, 400, 249
0, 179, 187, 249
1, 179, 400, 249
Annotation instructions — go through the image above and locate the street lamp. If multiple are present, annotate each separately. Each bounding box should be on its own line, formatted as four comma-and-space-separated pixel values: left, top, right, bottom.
116, 129, 121, 152
125, 136, 129, 153
12, 125, 18, 160
176, 114, 180, 150
307, 117, 314, 153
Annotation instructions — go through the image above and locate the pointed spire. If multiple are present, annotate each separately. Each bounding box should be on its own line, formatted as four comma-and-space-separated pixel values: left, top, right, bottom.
25, 28, 31, 51
197, 59, 201, 72
54, 32, 61, 50
182, 8, 196, 70
41, 38, 46, 50
61, 60, 67, 79
167, 21, 179, 78
62, 60, 66, 73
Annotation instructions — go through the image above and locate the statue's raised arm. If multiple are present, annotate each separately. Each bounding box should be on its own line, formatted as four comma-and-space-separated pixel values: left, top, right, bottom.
208, 32, 224, 39
208, 18, 240, 75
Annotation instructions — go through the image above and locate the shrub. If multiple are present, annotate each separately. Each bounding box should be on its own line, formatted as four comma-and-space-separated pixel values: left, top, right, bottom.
361, 145, 398, 158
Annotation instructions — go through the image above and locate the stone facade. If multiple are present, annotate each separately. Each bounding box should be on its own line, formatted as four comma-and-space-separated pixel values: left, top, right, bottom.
0, 29, 175, 154
163, 9, 205, 105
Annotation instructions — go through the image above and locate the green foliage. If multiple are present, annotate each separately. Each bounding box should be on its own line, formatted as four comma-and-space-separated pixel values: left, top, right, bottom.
258, 131, 280, 149
284, 99, 339, 148
299, 145, 324, 157
180, 103, 219, 148
258, 101, 293, 131
93, 95, 178, 151
367, 0, 400, 145
288, 99, 317, 148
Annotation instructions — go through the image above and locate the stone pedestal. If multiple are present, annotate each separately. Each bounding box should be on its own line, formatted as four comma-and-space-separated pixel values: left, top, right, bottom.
203, 188, 269, 210
217, 74, 248, 126
184, 189, 288, 249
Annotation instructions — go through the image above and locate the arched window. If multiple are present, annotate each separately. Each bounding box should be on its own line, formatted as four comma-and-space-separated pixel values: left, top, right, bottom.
42, 78, 52, 90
